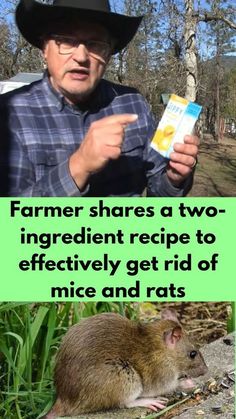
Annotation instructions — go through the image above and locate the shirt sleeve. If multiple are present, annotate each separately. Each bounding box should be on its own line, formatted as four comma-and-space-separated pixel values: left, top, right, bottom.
0, 106, 84, 197
142, 99, 193, 197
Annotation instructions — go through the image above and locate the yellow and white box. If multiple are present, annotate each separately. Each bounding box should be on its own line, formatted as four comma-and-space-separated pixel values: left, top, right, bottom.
151, 94, 202, 158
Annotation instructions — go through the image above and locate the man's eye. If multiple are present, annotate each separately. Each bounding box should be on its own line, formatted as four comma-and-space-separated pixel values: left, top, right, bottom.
55, 37, 76, 46
62, 38, 77, 46
87, 41, 99, 49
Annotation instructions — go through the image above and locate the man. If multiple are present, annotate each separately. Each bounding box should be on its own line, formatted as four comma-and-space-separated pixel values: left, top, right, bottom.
0, 0, 199, 197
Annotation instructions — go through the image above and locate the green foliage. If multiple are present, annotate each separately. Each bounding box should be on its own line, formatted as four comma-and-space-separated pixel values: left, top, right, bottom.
0, 302, 138, 418
221, 66, 236, 118
227, 302, 235, 333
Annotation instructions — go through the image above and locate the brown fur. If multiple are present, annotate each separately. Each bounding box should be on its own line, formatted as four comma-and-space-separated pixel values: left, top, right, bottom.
45, 311, 207, 417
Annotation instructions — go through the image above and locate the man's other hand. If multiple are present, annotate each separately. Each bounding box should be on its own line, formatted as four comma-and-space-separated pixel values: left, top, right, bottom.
166, 134, 199, 186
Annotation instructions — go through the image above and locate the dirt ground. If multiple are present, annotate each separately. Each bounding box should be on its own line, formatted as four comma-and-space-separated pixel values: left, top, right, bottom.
138, 302, 232, 347
188, 134, 236, 197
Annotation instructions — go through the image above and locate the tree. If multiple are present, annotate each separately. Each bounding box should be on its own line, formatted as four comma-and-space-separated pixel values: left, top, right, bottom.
201, 0, 235, 139
161, 0, 236, 137
183, 0, 198, 101
0, 2, 43, 80
0, 0, 236, 138
221, 66, 236, 119
0, 22, 13, 79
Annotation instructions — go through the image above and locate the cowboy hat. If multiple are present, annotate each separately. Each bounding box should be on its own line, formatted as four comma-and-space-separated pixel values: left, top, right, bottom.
15, 0, 143, 54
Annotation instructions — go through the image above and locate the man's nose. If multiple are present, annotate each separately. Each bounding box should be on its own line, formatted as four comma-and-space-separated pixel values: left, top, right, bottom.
71, 43, 89, 62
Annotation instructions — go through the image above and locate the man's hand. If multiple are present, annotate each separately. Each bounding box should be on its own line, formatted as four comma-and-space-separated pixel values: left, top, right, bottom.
166, 134, 199, 186
69, 113, 138, 189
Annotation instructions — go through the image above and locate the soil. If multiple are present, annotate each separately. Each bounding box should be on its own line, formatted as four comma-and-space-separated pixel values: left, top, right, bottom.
137, 302, 232, 346
188, 134, 236, 197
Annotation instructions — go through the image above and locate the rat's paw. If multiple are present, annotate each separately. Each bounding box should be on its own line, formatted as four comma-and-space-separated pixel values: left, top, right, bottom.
178, 377, 195, 391
125, 397, 168, 411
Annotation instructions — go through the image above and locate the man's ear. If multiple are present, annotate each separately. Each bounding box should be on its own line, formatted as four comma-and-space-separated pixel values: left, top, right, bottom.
106, 55, 112, 65
41, 40, 48, 60
163, 326, 183, 349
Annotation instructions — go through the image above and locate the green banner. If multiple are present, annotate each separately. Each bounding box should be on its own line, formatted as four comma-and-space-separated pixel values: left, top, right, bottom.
0, 197, 235, 301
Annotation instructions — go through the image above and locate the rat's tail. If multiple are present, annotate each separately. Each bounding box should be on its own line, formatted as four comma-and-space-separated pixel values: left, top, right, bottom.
40, 415, 54, 419
40, 410, 57, 419
41, 398, 65, 419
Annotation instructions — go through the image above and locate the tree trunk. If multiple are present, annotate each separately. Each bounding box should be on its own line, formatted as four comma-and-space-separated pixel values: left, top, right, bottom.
184, 0, 198, 101
215, 36, 221, 141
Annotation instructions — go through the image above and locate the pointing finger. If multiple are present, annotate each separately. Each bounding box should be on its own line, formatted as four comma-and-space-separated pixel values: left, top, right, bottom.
99, 113, 138, 126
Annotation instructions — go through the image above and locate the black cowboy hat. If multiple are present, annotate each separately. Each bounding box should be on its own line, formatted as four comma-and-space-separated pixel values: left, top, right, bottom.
15, 0, 143, 54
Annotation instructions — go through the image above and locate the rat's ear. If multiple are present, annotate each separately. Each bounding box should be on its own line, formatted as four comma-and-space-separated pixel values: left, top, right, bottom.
161, 308, 179, 323
163, 326, 183, 349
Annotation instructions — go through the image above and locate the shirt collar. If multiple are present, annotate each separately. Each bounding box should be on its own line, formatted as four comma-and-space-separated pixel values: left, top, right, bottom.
42, 71, 65, 111
42, 71, 108, 113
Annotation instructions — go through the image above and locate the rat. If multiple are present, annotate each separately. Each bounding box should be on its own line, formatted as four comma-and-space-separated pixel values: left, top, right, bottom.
43, 308, 207, 418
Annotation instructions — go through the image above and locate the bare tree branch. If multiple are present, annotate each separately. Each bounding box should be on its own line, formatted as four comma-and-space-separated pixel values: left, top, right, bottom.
195, 12, 236, 30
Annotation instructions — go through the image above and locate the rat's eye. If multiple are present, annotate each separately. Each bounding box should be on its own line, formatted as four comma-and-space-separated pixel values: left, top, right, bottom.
189, 350, 197, 359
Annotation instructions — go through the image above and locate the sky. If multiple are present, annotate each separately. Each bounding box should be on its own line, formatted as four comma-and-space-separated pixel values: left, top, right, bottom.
1, 0, 235, 56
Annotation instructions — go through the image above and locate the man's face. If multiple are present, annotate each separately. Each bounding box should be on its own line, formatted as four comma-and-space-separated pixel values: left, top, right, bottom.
43, 21, 112, 104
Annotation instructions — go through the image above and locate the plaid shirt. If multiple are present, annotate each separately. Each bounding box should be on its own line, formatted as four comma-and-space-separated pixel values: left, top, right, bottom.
0, 74, 192, 196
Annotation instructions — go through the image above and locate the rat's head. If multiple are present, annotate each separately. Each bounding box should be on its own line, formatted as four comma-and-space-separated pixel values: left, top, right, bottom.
161, 309, 208, 380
